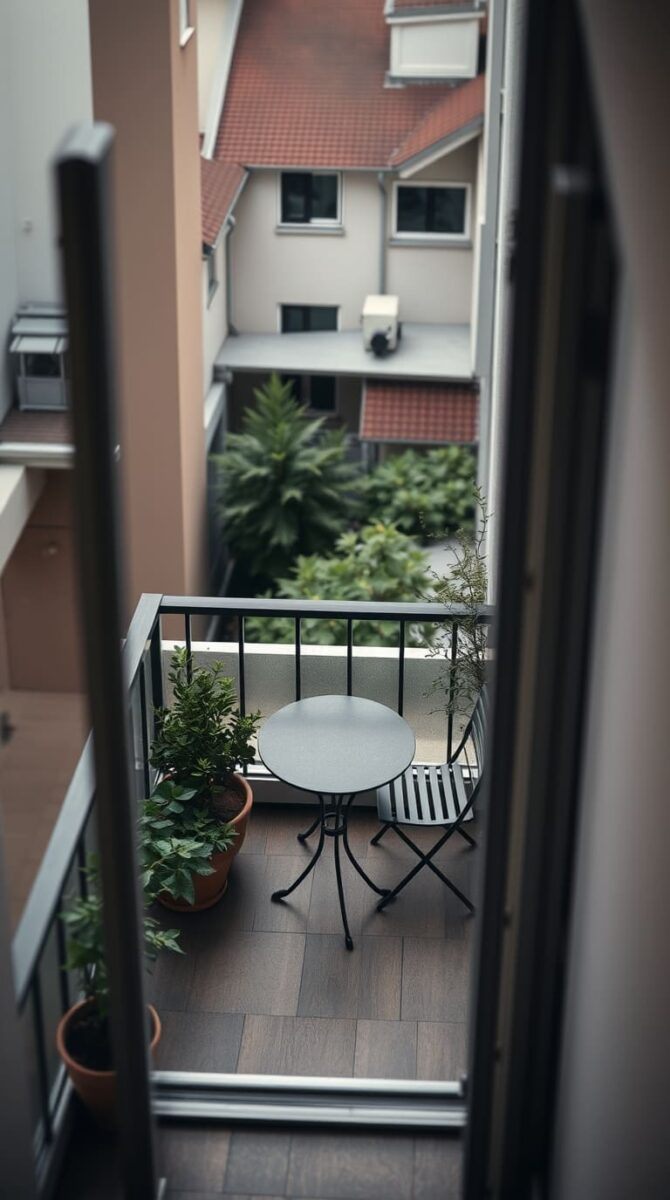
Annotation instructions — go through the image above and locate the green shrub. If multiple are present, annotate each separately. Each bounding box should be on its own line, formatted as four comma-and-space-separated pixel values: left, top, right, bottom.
213, 373, 360, 582
246, 522, 434, 648
363, 446, 477, 541
150, 647, 259, 798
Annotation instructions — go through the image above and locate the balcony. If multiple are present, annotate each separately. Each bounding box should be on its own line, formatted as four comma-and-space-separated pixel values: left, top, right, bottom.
11, 591, 491, 1195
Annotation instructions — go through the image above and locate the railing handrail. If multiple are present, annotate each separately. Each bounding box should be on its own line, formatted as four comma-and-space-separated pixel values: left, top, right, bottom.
12, 592, 162, 1008
160, 595, 495, 622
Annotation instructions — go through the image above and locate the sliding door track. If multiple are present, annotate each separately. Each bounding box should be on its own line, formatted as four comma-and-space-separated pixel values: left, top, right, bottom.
152, 1073, 466, 1130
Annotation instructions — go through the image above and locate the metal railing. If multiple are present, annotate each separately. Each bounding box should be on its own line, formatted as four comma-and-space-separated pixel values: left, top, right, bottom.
10, 592, 492, 1187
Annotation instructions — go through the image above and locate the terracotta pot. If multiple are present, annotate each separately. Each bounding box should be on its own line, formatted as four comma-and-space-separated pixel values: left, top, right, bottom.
56, 999, 161, 1128
158, 772, 253, 912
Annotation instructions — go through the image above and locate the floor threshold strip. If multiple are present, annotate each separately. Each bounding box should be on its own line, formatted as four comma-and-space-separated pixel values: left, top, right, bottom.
152, 1072, 467, 1130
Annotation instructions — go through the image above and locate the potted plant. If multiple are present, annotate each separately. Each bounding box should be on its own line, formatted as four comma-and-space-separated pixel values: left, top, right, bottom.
146, 647, 260, 910
56, 859, 181, 1127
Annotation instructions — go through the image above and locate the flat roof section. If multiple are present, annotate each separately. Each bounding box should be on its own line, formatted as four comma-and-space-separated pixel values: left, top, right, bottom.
215, 323, 472, 382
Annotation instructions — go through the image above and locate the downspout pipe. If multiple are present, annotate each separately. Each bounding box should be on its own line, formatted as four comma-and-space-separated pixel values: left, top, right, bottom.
224, 214, 237, 335
377, 172, 388, 293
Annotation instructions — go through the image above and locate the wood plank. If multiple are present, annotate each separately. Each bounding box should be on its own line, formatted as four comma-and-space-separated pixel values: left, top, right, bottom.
298, 934, 401, 1020
354, 1019, 417, 1079
224, 1130, 290, 1196
306, 852, 379, 937
155, 1011, 244, 1072
287, 1132, 414, 1200
359, 859, 449, 939
401, 934, 471, 1022
189, 930, 305, 1016
253, 855, 314, 933
416, 1021, 468, 1081
413, 1134, 463, 1199
237, 1014, 356, 1076
159, 1125, 230, 1193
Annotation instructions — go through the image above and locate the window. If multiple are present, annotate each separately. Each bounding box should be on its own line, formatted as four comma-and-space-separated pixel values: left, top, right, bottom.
206, 251, 218, 304
281, 305, 338, 333
280, 173, 340, 226
281, 373, 337, 414
395, 183, 469, 238
23, 352, 60, 379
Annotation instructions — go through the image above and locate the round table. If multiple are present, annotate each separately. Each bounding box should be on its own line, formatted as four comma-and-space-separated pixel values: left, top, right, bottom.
258, 695, 415, 949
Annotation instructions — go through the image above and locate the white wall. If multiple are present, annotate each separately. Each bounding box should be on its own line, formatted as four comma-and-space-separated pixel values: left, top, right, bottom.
197, 0, 225, 132
386, 139, 478, 325
5, 0, 92, 305
390, 17, 481, 80
551, 4, 670, 1198
164, 639, 466, 765
231, 147, 478, 333
202, 235, 227, 388
0, 16, 19, 422
231, 171, 381, 332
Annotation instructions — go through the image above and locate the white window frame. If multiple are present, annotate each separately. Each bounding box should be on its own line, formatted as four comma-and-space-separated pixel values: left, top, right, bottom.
179, 0, 195, 47
392, 180, 471, 241
277, 171, 343, 229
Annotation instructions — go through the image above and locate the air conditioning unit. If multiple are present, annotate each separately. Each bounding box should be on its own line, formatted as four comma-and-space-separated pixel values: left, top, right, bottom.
9, 304, 69, 411
362, 294, 401, 358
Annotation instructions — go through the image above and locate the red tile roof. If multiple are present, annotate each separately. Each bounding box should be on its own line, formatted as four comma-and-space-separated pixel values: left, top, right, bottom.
360, 380, 478, 444
393, 1, 480, 9
390, 73, 484, 167
215, 0, 484, 170
201, 158, 247, 247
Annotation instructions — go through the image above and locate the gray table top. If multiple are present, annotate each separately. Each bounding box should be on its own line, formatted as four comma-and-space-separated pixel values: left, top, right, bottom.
258, 694, 416, 797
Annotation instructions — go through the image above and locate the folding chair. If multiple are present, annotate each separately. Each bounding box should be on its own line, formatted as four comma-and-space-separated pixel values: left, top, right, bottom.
372, 686, 489, 915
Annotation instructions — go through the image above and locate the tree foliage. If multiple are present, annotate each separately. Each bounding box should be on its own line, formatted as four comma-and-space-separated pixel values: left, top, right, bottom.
425, 493, 489, 719
246, 522, 435, 648
363, 446, 477, 541
213, 373, 360, 581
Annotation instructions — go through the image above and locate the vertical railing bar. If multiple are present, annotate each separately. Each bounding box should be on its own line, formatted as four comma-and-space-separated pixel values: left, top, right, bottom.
55, 903, 71, 1017
346, 619, 353, 696
238, 615, 246, 716
184, 612, 193, 680
295, 617, 301, 701
447, 621, 459, 760
76, 840, 88, 900
150, 615, 163, 711
138, 659, 151, 799
31, 976, 53, 1144
398, 620, 406, 716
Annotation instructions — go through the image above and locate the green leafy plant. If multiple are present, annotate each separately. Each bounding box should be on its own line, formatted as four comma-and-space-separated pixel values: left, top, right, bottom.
140, 780, 237, 906
363, 446, 477, 541
425, 492, 489, 719
150, 647, 260, 797
213, 372, 360, 582
246, 522, 435, 648
61, 858, 181, 1065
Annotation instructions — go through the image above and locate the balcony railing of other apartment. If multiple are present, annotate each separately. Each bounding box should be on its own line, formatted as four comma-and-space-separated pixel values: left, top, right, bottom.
11, 591, 492, 1193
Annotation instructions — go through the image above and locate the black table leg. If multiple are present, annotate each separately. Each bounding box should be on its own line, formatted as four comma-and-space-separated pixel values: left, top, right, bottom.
273, 792, 388, 951
342, 794, 390, 899
271, 794, 326, 902
332, 796, 354, 951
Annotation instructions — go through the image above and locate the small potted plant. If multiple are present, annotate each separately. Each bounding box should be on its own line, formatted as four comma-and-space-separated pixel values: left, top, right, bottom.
56, 859, 181, 1127
146, 647, 260, 910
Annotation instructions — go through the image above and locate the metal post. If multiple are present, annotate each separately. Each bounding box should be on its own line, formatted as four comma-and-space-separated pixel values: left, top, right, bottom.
56, 124, 158, 1199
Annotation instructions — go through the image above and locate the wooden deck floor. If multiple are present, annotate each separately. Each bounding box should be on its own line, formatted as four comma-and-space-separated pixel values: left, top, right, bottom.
148, 802, 476, 1082
57, 1116, 463, 1200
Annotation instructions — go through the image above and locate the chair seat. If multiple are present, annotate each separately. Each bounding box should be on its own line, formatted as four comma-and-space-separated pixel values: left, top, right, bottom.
377, 763, 476, 828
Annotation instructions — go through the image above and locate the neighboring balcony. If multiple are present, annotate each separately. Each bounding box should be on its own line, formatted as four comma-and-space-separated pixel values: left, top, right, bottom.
10, 591, 491, 1192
